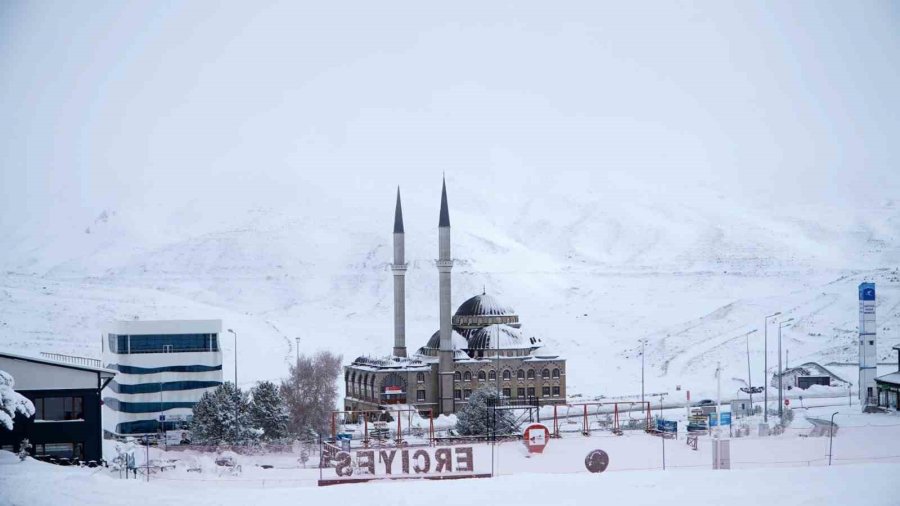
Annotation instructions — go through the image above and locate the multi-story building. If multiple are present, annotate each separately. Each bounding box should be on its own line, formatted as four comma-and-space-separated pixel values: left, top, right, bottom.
102, 319, 223, 436
343, 180, 567, 416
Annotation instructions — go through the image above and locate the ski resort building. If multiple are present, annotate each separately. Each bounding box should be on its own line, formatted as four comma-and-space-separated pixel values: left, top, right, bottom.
343, 181, 567, 416
0, 351, 115, 463
769, 362, 849, 390
101, 319, 223, 436
875, 345, 900, 411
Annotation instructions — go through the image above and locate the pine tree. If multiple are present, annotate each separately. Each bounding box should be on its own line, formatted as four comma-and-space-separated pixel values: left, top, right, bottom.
189, 382, 255, 445
455, 386, 519, 437
249, 381, 289, 441
1, 370, 35, 431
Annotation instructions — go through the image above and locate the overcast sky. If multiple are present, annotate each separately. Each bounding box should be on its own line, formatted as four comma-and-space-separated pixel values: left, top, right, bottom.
1, 1, 898, 233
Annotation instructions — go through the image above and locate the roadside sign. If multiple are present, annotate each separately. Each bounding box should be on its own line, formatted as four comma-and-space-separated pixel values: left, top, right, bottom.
158, 415, 166, 422
585, 449, 610, 473
709, 412, 732, 426
656, 419, 677, 433
784, 399, 790, 406
523, 423, 550, 454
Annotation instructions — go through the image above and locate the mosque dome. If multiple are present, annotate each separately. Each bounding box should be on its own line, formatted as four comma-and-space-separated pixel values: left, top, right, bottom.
465, 324, 537, 350
452, 293, 520, 328
415, 329, 470, 358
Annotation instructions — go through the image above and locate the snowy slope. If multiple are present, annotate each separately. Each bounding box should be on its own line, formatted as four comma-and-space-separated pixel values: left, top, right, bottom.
1, 174, 899, 400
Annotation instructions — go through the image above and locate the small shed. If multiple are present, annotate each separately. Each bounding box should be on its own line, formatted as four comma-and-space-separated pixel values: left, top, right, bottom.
770, 362, 849, 390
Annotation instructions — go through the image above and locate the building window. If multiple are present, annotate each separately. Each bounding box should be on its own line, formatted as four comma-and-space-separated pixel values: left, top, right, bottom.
34, 396, 84, 421
552, 386, 560, 397
541, 368, 550, 379
488, 370, 496, 381
463, 389, 472, 400
502, 388, 511, 398
478, 370, 486, 382
109, 333, 220, 354
552, 368, 560, 379
417, 390, 426, 402
870, 341, 875, 345
517, 369, 525, 380
542, 386, 551, 397
454, 371, 461, 382
527, 387, 535, 398
454, 389, 462, 400
463, 371, 472, 381
527, 369, 535, 380
503, 370, 511, 381
33, 442, 84, 461
416, 372, 425, 383
517, 388, 525, 399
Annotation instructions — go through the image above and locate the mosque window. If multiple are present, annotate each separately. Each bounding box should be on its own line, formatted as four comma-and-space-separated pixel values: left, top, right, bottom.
502, 370, 512, 381
517, 369, 525, 380
417, 390, 426, 402
478, 371, 486, 382
454, 371, 462, 382
527, 387, 535, 398
502, 388, 511, 398
552, 386, 560, 397
463, 371, 472, 381
552, 368, 560, 379
527, 369, 535, 380
454, 389, 462, 400
542, 368, 550, 379
517, 388, 525, 399
488, 370, 496, 381
463, 389, 472, 400
416, 372, 425, 383
542, 386, 551, 397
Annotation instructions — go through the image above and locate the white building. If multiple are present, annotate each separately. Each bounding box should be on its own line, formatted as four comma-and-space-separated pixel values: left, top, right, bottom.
102, 319, 223, 436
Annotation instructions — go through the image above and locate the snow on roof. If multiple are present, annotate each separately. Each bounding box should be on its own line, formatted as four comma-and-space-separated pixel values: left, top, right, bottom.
0, 349, 116, 376
455, 293, 516, 317
466, 324, 536, 350
876, 372, 900, 385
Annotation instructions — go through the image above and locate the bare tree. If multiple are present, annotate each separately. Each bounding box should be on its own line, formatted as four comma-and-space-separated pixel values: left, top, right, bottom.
281, 351, 342, 439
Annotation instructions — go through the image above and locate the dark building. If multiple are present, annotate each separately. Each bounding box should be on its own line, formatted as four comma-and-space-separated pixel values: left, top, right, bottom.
0, 351, 115, 464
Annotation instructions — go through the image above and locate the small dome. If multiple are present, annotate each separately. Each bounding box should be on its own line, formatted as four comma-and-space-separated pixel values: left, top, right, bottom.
418, 329, 469, 353
455, 293, 515, 317
466, 324, 535, 350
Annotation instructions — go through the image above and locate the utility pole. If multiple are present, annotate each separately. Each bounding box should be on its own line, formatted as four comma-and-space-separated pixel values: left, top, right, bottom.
778, 319, 793, 418
763, 312, 781, 422
295, 337, 301, 363
828, 412, 838, 465
640, 339, 646, 405
227, 328, 238, 442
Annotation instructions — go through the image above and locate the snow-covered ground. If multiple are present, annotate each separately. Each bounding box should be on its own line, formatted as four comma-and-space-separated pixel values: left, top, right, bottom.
3, 404, 900, 505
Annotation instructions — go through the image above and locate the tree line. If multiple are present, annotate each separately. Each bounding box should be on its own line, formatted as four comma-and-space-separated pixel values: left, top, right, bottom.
189, 351, 341, 445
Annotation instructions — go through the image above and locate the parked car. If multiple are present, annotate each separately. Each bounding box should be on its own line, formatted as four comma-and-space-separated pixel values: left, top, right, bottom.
694, 399, 715, 407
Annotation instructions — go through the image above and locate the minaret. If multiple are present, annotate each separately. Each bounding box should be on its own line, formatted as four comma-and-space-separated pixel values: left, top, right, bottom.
437, 178, 455, 414
859, 282, 877, 405
392, 188, 408, 358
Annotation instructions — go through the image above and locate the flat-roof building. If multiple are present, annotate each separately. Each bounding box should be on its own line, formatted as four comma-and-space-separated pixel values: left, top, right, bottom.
0, 351, 115, 464
102, 319, 223, 436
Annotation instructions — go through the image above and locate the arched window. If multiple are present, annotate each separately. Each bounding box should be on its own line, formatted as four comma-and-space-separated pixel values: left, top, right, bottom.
454, 371, 462, 382
416, 372, 425, 383
517, 369, 525, 380
552, 368, 560, 379
527, 369, 535, 380
478, 371, 486, 382
488, 370, 497, 381
502, 370, 511, 381
463, 371, 472, 381
542, 368, 550, 379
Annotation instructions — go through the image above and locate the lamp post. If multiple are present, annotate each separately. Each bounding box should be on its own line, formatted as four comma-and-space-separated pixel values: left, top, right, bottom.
763, 312, 781, 422
227, 328, 238, 441
640, 339, 647, 405
778, 319, 793, 418
742, 329, 758, 409
828, 411, 839, 465
295, 337, 301, 363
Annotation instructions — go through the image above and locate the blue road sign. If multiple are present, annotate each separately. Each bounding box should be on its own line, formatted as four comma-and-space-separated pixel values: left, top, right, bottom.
657, 419, 677, 433
708, 412, 732, 426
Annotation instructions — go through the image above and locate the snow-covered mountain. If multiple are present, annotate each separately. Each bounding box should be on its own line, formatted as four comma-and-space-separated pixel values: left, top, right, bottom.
2, 173, 898, 399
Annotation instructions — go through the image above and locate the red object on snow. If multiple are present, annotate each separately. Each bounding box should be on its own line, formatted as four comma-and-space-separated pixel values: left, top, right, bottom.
523, 423, 551, 454
784, 399, 790, 406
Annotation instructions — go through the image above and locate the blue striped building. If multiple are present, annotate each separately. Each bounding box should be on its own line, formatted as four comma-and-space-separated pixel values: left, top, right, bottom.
102, 319, 223, 436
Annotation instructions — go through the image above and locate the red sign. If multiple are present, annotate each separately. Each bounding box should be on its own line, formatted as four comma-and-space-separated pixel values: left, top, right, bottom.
384, 386, 403, 393
784, 399, 790, 406
522, 423, 550, 454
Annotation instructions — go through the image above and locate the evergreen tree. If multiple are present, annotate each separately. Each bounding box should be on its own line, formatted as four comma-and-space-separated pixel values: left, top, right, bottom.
455, 386, 519, 437
189, 382, 255, 445
249, 381, 289, 441
1, 370, 34, 431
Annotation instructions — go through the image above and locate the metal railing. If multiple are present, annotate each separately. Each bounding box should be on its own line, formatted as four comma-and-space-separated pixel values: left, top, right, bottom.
40, 352, 102, 368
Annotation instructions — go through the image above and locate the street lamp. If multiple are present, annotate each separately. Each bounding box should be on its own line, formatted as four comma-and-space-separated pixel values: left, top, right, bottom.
227, 328, 239, 441
742, 329, 758, 409
778, 319, 794, 418
828, 411, 839, 465
640, 339, 647, 405
227, 329, 238, 387
295, 337, 301, 363
763, 312, 781, 422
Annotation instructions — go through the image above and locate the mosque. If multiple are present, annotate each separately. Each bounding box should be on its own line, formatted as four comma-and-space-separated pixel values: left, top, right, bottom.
343, 179, 567, 416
